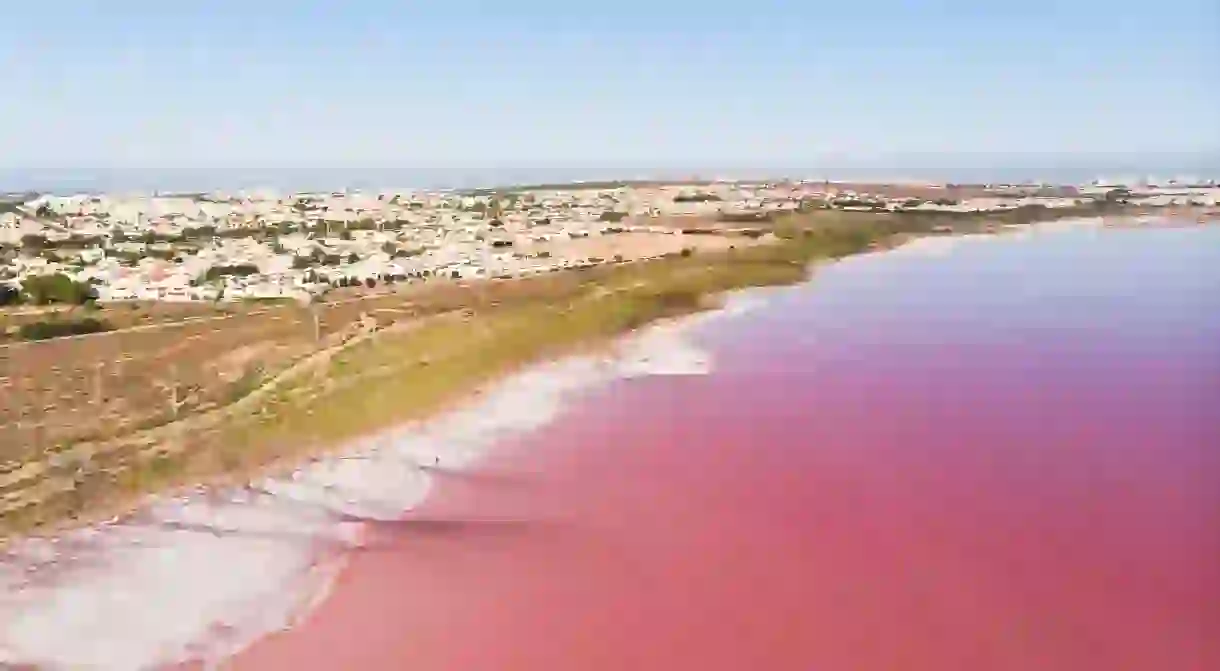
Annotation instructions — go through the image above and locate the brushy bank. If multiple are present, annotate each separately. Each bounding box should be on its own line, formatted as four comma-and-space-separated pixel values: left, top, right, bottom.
0, 209, 1015, 537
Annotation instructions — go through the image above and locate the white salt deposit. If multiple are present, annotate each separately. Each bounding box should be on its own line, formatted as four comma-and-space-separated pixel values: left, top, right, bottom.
1006, 215, 1108, 238
0, 303, 746, 670
883, 217, 1112, 255
886, 235, 971, 257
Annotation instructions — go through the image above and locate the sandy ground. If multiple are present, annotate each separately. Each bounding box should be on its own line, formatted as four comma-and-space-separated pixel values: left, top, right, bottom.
521, 231, 755, 261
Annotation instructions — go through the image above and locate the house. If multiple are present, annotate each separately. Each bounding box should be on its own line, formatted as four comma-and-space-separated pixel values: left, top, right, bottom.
98, 277, 140, 301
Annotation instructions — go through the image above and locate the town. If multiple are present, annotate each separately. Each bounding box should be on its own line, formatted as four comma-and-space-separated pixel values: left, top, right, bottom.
3, 179, 1216, 306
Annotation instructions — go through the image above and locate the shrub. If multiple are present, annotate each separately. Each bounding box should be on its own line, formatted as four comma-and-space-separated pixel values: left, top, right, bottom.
21, 273, 97, 305
20, 317, 112, 341
0, 285, 22, 306
672, 193, 722, 203
204, 264, 259, 281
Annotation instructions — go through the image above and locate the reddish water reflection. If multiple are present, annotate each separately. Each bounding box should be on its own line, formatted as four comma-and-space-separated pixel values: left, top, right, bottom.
234, 228, 1220, 671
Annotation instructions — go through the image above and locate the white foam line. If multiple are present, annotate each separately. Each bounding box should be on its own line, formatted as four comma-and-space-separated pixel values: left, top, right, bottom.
0, 295, 762, 671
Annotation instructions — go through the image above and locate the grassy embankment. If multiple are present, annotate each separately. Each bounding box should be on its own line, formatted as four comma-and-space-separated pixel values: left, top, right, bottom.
0, 208, 1069, 536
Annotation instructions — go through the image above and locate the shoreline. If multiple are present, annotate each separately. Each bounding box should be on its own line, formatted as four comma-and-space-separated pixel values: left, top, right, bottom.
3, 292, 737, 669
0, 261, 758, 541
0, 210, 1212, 669
225, 218, 1220, 671
0, 243, 770, 536
3, 205, 1214, 537
2, 208, 1207, 543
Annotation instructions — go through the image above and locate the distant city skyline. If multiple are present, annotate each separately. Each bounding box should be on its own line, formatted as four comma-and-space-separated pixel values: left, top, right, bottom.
2, 0, 1217, 191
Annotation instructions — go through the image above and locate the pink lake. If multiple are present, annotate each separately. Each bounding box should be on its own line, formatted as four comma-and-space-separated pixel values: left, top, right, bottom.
232, 226, 1220, 671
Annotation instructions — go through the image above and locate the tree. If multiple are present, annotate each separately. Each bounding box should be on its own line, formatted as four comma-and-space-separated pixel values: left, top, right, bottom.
203, 264, 259, 281
21, 273, 96, 305
672, 193, 722, 203
20, 234, 48, 249
346, 252, 359, 264
0, 285, 22, 306
364, 277, 376, 289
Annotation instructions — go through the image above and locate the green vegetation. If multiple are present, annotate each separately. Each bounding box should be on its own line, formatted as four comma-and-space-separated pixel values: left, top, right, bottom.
18, 317, 112, 341
673, 193, 723, 203
11, 273, 98, 306
203, 264, 259, 280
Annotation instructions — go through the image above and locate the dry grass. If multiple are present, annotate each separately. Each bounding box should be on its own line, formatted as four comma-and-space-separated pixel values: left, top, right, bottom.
519, 230, 751, 260
0, 306, 319, 452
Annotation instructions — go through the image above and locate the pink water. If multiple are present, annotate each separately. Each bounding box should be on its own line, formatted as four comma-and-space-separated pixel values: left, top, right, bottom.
233, 227, 1220, 671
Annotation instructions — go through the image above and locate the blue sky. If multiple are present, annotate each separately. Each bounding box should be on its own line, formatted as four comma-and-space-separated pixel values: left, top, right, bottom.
1, 0, 1217, 187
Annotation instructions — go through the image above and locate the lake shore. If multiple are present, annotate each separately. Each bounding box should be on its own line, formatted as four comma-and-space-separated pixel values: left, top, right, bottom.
0, 212, 1200, 539
1, 208, 1213, 670
225, 219, 1220, 671
0, 204, 994, 540
4, 204, 1213, 544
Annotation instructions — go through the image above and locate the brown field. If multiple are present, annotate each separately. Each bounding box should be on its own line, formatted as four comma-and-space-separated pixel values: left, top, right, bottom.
0, 233, 738, 454
0, 304, 318, 454
520, 230, 756, 260
0, 285, 462, 456
0, 244, 729, 463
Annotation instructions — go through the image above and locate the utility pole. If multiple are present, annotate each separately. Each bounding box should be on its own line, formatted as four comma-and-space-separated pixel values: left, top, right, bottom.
170, 363, 179, 418
93, 362, 104, 406
300, 294, 321, 344
33, 418, 52, 455
158, 363, 183, 420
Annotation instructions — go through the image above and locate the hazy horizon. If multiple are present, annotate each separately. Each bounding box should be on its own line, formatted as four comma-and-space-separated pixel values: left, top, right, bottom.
4, 151, 1220, 194
2, 0, 1217, 193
